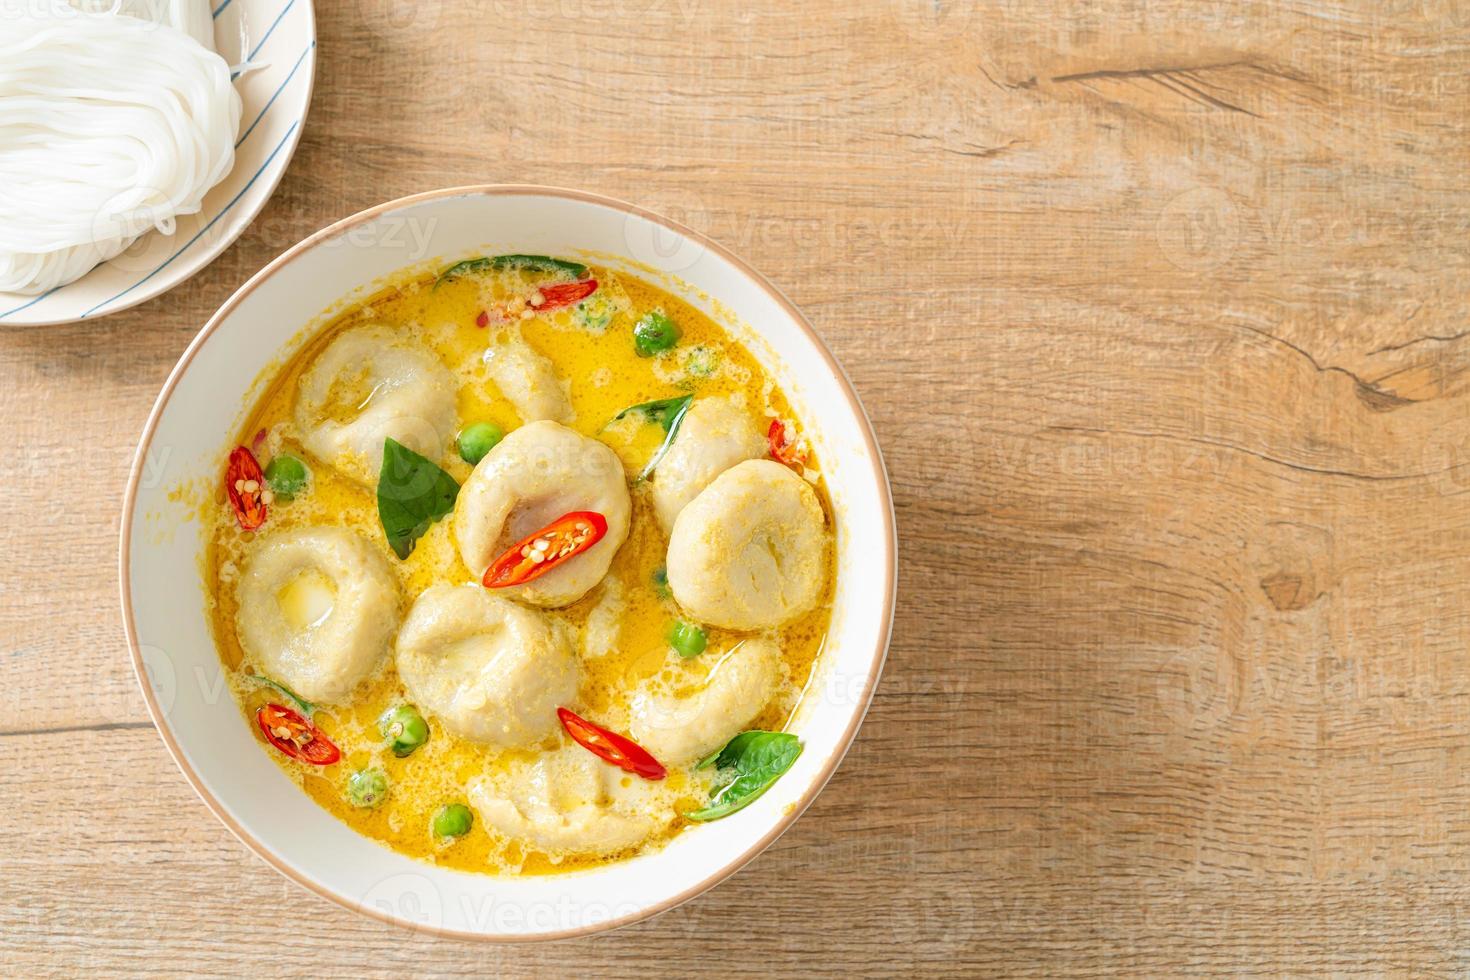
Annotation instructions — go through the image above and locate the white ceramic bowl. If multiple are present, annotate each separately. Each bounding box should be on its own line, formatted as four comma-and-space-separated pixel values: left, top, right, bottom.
120, 186, 896, 940
0, 0, 316, 326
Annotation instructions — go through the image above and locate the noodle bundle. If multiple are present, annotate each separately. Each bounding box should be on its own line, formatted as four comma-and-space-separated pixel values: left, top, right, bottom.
0, 2, 241, 294
67, 0, 218, 51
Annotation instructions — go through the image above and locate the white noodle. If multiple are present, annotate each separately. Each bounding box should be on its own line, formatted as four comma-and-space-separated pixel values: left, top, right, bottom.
67, 0, 218, 51
0, 2, 240, 294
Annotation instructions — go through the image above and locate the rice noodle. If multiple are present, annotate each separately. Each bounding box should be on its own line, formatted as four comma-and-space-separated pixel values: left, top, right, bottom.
0, 2, 241, 295
67, 0, 217, 51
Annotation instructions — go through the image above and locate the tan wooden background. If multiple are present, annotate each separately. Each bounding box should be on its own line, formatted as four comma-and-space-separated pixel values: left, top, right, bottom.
6, 0, 1470, 974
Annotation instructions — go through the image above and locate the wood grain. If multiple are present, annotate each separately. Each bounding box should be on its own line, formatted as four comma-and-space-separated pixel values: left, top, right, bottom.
5, 0, 1470, 974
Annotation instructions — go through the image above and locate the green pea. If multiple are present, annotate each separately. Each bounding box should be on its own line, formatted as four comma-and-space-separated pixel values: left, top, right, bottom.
667, 620, 708, 659
651, 566, 671, 599
378, 704, 429, 758
347, 768, 388, 809
433, 803, 474, 840
633, 310, 681, 357
264, 454, 309, 500
457, 422, 504, 465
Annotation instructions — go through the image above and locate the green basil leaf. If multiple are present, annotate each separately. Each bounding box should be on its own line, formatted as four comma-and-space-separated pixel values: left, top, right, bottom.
433, 257, 492, 289
377, 438, 460, 560
247, 674, 315, 716
434, 254, 588, 289
603, 395, 694, 483
489, 254, 588, 278
687, 731, 802, 822
636, 396, 694, 482
612, 394, 693, 434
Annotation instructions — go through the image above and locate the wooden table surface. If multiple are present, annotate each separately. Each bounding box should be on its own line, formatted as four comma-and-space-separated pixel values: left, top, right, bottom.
7, 0, 1470, 975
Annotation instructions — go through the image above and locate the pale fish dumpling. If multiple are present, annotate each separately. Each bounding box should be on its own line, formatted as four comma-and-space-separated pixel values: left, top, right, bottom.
666, 459, 826, 630
235, 527, 399, 705
295, 325, 457, 486
629, 637, 780, 766
649, 396, 765, 533
580, 577, 624, 660
394, 584, 577, 747
468, 745, 674, 858
482, 329, 573, 425
454, 420, 630, 607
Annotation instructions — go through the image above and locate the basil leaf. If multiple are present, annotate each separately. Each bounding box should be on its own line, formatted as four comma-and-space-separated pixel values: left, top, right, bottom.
604, 395, 694, 482
247, 674, 315, 716
377, 438, 460, 560
612, 394, 693, 434
687, 731, 802, 822
489, 254, 588, 278
636, 396, 694, 482
433, 257, 492, 288
434, 254, 588, 289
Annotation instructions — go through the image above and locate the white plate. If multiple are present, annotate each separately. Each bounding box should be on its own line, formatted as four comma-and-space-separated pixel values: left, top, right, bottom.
120, 186, 897, 940
0, 0, 316, 326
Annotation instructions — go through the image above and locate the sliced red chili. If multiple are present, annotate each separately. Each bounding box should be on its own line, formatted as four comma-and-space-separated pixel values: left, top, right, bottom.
767, 418, 807, 467
475, 310, 490, 328
226, 445, 268, 530
531, 278, 598, 311
483, 511, 608, 589
256, 703, 340, 766
558, 707, 666, 780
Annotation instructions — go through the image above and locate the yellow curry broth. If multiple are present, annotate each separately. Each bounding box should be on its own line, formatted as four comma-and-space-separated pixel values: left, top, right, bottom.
206, 262, 833, 875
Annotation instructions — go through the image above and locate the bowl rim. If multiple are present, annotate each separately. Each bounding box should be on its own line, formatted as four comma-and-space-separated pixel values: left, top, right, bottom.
117, 183, 897, 941
0, 0, 318, 327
